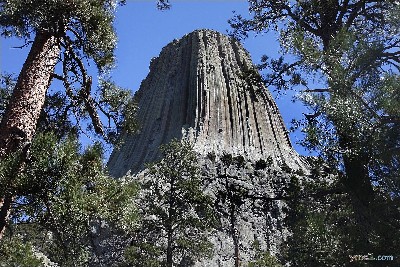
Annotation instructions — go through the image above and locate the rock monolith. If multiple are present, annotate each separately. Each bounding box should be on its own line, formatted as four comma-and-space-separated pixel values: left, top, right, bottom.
105, 29, 310, 267
108, 29, 307, 177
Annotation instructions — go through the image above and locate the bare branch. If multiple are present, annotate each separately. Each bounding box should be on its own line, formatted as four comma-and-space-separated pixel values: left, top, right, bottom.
11, 41, 34, 49
303, 88, 331, 93
51, 73, 64, 81
81, 77, 104, 136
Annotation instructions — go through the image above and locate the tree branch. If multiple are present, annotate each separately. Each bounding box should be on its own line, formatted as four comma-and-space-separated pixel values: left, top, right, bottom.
303, 88, 331, 93
11, 42, 34, 49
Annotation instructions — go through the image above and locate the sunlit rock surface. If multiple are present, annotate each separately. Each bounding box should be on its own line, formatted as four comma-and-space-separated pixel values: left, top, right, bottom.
105, 29, 310, 267
108, 29, 307, 177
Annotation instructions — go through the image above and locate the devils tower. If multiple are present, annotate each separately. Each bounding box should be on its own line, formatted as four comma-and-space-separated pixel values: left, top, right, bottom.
108, 29, 306, 177
106, 29, 309, 266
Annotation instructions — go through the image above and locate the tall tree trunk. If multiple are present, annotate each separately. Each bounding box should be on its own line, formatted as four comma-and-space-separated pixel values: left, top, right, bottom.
166, 177, 176, 267
230, 204, 239, 267
0, 30, 60, 240
166, 227, 173, 267
342, 153, 374, 205
339, 134, 374, 206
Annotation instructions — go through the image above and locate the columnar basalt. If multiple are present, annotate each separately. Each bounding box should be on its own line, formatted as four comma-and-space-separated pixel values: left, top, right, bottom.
108, 29, 307, 177
106, 29, 310, 267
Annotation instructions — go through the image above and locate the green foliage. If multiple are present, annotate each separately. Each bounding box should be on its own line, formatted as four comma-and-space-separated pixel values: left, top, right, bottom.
156, 0, 170, 10
0, 0, 123, 70
0, 0, 167, 264
49, 75, 138, 145
207, 151, 216, 162
0, 0, 139, 144
98, 79, 139, 144
124, 242, 163, 267
0, 132, 139, 266
248, 241, 283, 267
0, 73, 14, 121
255, 157, 273, 170
280, 162, 292, 174
125, 139, 216, 266
233, 155, 245, 168
0, 236, 43, 267
255, 159, 267, 170
230, 0, 400, 197
238, 65, 264, 97
294, 168, 305, 176
282, 178, 400, 267
0, 73, 138, 146
221, 152, 233, 166
0, 73, 79, 139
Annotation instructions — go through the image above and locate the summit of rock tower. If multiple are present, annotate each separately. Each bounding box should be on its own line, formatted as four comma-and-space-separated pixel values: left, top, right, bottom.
108, 29, 307, 177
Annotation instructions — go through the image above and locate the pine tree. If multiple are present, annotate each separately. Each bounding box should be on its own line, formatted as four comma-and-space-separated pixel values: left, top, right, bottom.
125, 140, 216, 267
229, 1, 400, 264
0, 0, 170, 240
230, 0, 400, 206
0, 132, 139, 266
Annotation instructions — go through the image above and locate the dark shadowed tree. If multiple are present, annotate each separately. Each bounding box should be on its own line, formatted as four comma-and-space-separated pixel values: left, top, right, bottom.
230, 1, 400, 265
230, 0, 400, 205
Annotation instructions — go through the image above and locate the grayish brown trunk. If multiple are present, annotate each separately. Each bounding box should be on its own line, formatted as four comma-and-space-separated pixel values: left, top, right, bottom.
0, 30, 60, 239
166, 228, 174, 267
231, 206, 240, 267
339, 134, 374, 205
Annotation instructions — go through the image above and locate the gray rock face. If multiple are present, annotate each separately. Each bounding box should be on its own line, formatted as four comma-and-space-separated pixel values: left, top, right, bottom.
195, 157, 294, 267
108, 29, 307, 177
106, 29, 311, 266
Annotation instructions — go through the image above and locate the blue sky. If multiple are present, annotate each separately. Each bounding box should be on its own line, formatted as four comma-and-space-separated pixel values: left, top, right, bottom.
0, 1, 309, 156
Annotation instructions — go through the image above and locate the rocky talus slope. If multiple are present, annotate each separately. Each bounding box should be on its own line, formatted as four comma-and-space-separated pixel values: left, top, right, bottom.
105, 29, 310, 267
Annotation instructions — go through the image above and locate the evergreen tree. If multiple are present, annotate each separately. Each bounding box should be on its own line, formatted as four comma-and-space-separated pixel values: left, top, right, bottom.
0, 0, 170, 240
283, 171, 400, 267
0, 74, 141, 265
0, 0, 127, 240
125, 140, 216, 267
216, 153, 249, 267
230, 0, 400, 204
247, 240, 283, 267
229, 1, 400, 264
0, 132, 139, 266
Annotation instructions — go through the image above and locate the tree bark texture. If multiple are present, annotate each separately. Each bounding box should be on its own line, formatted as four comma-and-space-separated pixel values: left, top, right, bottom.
339, 134, 374, 206
0, 30, 60, 239
166, 227, 174, 267
231, 207, 240, 267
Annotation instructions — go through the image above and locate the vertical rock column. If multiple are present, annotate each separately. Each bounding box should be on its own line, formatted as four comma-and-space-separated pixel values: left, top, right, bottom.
108, 29, 306, 177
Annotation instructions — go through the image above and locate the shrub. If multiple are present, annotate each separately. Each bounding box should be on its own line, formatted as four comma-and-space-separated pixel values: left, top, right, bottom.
207, 151, 216, 162
233, 155, 245, 168
221, 152, 233, 166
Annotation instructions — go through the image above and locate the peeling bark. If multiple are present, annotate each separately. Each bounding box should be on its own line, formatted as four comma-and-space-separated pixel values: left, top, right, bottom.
0, 30, 61, 239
